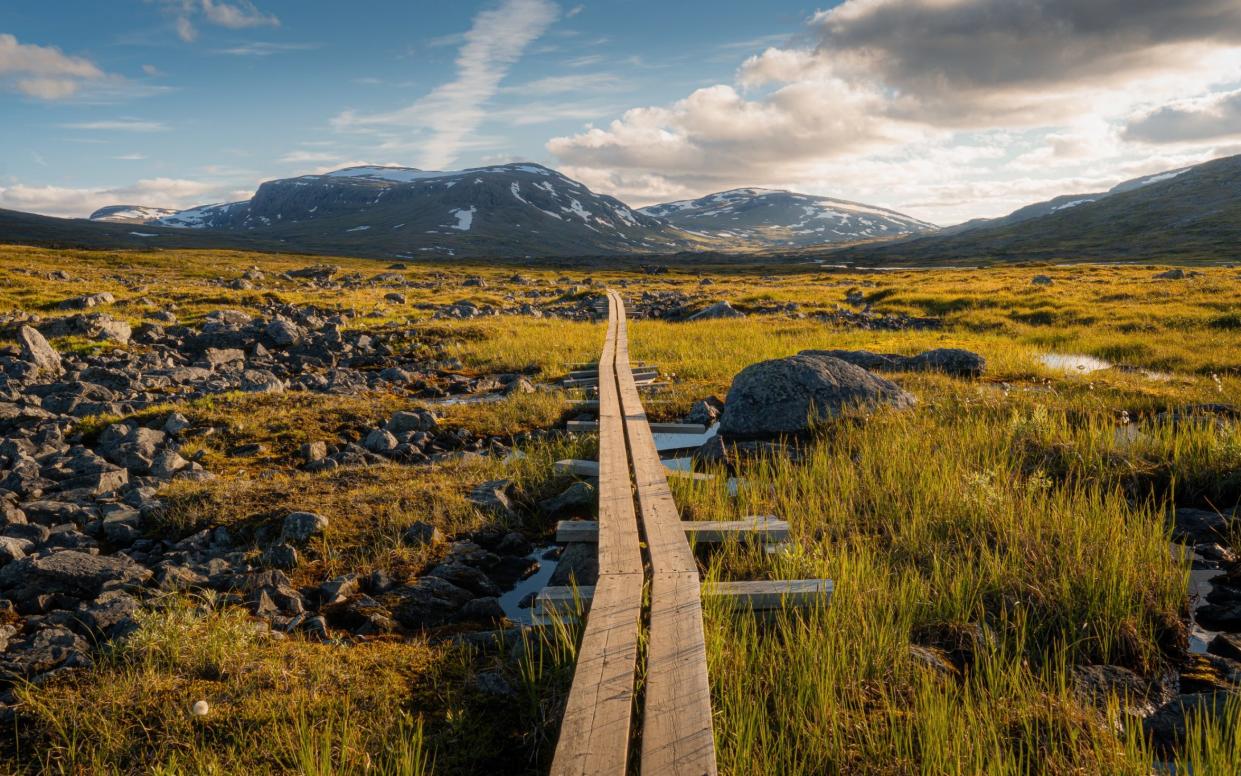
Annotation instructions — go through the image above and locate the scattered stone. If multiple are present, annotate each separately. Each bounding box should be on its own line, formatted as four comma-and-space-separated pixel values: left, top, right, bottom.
279, 511, 329, 544
468, 480, 516, 518
17, 326, 62, 377
539, 481, 595, 516
402, 521, 443, 548
1155, 268, 1187, 280
1031, 275, 1054, 286
686, 301, 745, 321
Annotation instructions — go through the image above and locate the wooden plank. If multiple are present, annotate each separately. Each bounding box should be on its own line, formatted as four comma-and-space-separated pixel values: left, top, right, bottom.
609, 290, 718, 776
554, 459, 715, 481
641, 571, 717, 776
703, 579, 834, 611
551, 290, 643, 776
537, 578, 831, 617
549, 573, 642, 776
565, 421, 708, 435
556, 516, 789, 544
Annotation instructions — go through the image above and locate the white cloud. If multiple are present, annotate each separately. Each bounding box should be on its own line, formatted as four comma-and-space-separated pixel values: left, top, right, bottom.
201, 0, 279, 29
0, 33, 105, 100
0, 177, 227, 218
278, 150, 341, 163
547, 0, 1241, 222
504, 72, 629, 95
212, 41, 316, 56
113, 153, 148, 160
1125, 88, 1241, 143
332, 0, 559, 168
59, 119, 169, 132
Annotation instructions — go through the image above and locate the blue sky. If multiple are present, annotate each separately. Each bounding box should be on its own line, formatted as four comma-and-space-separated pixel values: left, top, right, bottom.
3, 1, 1241, 224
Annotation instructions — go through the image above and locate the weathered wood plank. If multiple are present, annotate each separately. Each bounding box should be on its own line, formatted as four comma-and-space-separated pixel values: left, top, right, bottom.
537, 578, 832, 617
549, 573, 643, 776
609, 289, 717, 775
553, 459, 715, 481
550, 291, 643, 776
556, 516, 789, 544
565, 421, 708, 435
641, 571, 718, 776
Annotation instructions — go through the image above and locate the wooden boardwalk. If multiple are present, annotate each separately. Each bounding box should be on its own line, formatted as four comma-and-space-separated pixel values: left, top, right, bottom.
549, 291, 830, 776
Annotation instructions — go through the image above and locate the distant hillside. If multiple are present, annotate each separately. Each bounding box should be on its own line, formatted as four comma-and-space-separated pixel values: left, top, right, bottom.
833, 154, 1241, 263
641, 188, 934, 247
86, 163, 717, 259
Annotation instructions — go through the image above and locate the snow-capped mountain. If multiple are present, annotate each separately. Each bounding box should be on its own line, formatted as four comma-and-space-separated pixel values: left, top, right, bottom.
88, 205, 180, 224
99, 163, 713, 258
639, 188, 936, 247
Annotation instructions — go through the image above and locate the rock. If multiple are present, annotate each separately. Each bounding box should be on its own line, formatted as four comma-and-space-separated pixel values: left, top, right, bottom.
908, 645, 959, 680
389, 410, 439, 434
427, 562, 501, 597
473, 670, 515, 697
0, 626, 89, 680
1209, 633, 1241, 662
18, 326, 63, 377
393, 577, 474, 629
1031, 274, 1054, 285
320, 574, 361, 605
1144, 693, 1233, 752
265, 318, 303, 347
549, 542, 598, 586
503, 376, 536, 395
460, 597, 505, 624
79, 314, 132, 344
300, 441, 328, 464
149, 450, 189, 479
685, 396, 723, 426
718, 354, 916, 438
0, 550, 151, 597
263, 543, 299, 570
1172, 508, 1232, 544
906, 348, 987, 378
364, 428, 398, 454
468, 480, 516, 518
800, 348, 986, 378
687, 301, 745, 321
1071, 664, 1163, 718
384, 292, 407, 304
402, 521, 443, 548
1155, 268, 1187, 280
59, 292, 115, 310
163, 413, 191, 435
279, 511, 328, 544
539, 481, 595, 516
0, 536, 28, 566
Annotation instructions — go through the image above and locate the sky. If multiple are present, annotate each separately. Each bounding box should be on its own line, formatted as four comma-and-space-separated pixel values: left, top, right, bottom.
2, 0, 1241, 226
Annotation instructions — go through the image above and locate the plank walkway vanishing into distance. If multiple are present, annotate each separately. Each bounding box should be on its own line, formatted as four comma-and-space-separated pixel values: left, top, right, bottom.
547, 291, 833, 776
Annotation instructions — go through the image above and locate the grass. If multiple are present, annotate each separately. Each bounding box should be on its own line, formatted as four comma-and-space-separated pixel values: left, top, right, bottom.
1, 244, 1240, 773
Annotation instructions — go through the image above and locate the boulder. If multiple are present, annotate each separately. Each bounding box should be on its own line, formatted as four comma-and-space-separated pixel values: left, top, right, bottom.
0, 550, 151, 597
280, 511, 329, 544
718, 355, 915, 438
402, 521, 443, 548
686, 301, 745, 321
539, 481, 595, 516
59, 292, 115, 310
393, 577, 474, 629
1155, 268, 1186, 280
1031, 274, 1054, 286
18, 326, 63, 377
800, 347, 986, 378
364, 428, 398, 454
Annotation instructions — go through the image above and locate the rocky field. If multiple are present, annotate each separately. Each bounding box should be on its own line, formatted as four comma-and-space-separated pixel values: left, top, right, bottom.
0, 245, 1239, 774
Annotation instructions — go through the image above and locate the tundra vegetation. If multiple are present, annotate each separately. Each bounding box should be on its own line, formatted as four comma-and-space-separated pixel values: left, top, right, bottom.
0, 244, 1238, 774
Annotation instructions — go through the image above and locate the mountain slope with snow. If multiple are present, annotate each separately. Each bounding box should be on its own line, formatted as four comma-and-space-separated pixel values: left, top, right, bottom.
640, 188, 936, 247
103, 163, 716, 258
88, 205, 180, 224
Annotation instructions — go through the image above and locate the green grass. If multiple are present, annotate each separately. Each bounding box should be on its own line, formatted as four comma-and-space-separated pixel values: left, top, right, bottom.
3, 244, 1241, 773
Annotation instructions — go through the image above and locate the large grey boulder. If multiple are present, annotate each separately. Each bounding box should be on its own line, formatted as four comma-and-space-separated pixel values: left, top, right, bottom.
718, 354, 915, 438
687, 301, 745, 321
799, 347, 986, 378
18, 325, 63, 377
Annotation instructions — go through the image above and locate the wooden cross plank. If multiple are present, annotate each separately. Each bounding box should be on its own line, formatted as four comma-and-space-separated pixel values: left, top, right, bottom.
555, 516, 789, 545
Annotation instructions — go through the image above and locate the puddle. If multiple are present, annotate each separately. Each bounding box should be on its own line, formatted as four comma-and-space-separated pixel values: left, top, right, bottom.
1040, 353, 1170, 381
425, 392, 506, 407
498, 545, 559, 625
653, 422, 719, 452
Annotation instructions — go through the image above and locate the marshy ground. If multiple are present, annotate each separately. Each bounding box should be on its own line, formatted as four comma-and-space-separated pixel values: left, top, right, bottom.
0, 245, 1239, 774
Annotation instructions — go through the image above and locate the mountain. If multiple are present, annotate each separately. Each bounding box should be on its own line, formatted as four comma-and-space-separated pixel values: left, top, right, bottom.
832, 155, 1241, 264
100, 163, 715, 258
639, 188, 935, 247
937, 166, 1195, 237
88, 205, 180, 224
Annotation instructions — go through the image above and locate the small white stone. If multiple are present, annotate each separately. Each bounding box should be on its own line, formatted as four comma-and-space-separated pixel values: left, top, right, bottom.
192, 700, 210, 716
